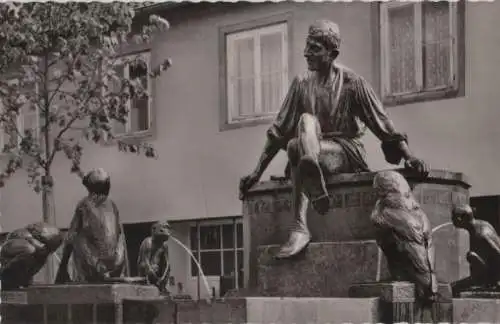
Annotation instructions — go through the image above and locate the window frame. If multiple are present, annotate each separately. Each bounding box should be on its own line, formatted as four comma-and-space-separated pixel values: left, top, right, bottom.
379, 1, 465, 106
107, 50, 154, 141
219, 12, 293, 131
189, 218, 243, 289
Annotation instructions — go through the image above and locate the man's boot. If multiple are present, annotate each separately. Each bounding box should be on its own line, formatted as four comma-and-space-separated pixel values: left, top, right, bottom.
298, 155, 330, 214
275, 229, 311, 259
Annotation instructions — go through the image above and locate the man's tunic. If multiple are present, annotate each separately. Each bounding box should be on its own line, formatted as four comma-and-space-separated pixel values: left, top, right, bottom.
267, 64, 407, 172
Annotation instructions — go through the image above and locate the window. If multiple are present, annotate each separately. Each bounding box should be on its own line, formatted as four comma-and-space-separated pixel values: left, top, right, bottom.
111, 51, 152, 137
190, 220, 243, 289
224, 21, 289, 127
380, 1, 462, 103
0, 80, 40, 152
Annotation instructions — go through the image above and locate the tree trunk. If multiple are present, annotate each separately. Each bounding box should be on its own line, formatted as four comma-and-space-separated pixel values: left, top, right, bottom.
42, 175, 57, 284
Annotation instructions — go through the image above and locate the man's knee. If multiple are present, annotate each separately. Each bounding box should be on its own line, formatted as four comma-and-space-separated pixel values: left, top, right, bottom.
298, 113, 316, 125
297, 113, 319, 134
287, 139, 300, 166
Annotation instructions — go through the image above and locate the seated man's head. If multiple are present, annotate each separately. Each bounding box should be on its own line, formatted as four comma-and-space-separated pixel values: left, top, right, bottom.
452, 204, 474, 229
83, 168, 111, 197
151, 220, 171, 243
304, 20, 341, 71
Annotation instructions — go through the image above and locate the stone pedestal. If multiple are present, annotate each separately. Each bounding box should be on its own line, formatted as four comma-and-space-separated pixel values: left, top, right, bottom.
243, 169, 470, 296
349, 281, 452, 323
257, 241, 389, 297
0, 284, 159, 324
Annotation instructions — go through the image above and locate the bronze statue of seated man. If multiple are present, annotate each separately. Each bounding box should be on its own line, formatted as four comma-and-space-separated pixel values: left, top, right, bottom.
55, 168, 129, 283
0, 222, 63, 290
451, 204, 500, 296
137, 220, 172, 295
239, 19, 428, 259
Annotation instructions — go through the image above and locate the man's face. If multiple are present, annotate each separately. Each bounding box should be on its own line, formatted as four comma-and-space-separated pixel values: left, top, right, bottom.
304, 36, 333, 71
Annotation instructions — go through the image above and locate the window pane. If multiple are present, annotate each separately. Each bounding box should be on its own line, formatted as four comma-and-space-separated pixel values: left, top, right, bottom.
199, 225, 221, 250
22, 100, 38, 139
422, 2, 451, 89
260, 32, 284, 114
222, 224, 234, 249
237, 250, 244, 288
232, 37, 255, 118
23, 113, 37, 138
131, 96, 149, 132
190, 226, 198, 250
191, 254, 199, 276
0, 100, 19, 149
2, 118, 18, 148
236, 223, 243, 248
112, 64, 126, 134
200, 251, 221, 276
130, 58, 150, 132
223, 250, 236, 276
388, 5, 417, 94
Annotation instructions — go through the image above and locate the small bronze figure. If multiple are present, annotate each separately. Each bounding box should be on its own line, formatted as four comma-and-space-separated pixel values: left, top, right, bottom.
137, 220, 171, 294
451, 204, 500, 295
239, 20, 429, 259
55, 168, 129, 283
371, 170, 437, 303
0, 222, 63, 290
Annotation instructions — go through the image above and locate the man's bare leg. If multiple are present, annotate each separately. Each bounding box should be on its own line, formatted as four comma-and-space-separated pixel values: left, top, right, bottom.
275, 113, 331, 259
275, 163, 310, 259
297, 113, 330, 214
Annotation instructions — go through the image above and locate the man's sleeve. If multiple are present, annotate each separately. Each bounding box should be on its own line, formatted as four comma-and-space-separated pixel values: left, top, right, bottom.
353, 76, 408, 165
266, 76, 304, 151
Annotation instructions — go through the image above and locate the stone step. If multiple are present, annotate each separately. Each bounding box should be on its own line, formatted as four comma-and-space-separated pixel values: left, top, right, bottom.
453, 292, 500, 323
244, 297, 379, 324
1, 284, 159, 324
256, 241, 389, 297
123, 296, 380, 324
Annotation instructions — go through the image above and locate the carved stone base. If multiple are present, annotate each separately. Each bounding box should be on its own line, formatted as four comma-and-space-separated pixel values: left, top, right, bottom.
256, 240, 389, 297
349, 281, 452, 324
459, 289, 500, 298
244, 169, 470, 290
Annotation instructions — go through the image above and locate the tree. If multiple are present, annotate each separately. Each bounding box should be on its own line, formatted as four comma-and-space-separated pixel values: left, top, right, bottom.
0, 2, 171, 280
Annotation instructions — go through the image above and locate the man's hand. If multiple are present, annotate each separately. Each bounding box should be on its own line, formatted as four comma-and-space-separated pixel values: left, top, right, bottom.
149, 264, 159, 275
239, 172, 261, 200
404, 156, 429, 177
96, 261, 109, 280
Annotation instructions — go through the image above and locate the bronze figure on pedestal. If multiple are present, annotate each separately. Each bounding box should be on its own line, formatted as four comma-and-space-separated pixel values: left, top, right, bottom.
137, 220, 172, 295
370, 170, 437, 303
239, 20, 428, 259
0, 222, 63, 290
451, 204, 500, 296
55, 168, 129, 283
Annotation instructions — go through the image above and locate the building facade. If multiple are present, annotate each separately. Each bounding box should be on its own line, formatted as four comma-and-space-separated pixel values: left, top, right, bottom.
1, 1, 499, 299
